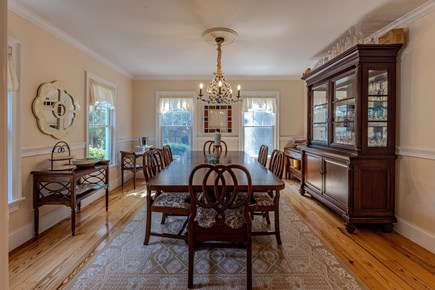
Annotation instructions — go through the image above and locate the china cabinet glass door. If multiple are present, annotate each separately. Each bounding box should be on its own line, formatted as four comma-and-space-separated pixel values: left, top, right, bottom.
332, 74, 355, 146
312, 83, 328, 142
367, 70, 388, 147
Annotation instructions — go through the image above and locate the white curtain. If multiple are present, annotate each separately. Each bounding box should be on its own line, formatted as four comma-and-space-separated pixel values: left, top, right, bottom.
89, 80, 115, 106
241, 97, 276, 113
7, 46, 19, 91
157, 97, 194, 114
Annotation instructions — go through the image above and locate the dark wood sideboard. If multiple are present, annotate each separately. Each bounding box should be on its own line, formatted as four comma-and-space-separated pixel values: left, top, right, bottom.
300, 44, 402, 233
32, 163, 109, 236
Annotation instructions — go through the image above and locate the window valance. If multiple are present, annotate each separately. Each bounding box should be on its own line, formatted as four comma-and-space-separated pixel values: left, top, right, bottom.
89, 80, 115, 106
7, 46, 19, 91
157, 97, 194, 114
241, 97, 276, 113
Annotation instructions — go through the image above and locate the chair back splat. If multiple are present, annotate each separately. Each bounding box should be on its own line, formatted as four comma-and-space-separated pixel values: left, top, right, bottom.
269, 149, 285, 179
258, 144, 269, 167
203, 140, 228, 156
162, 144, 174, 167
187, 163, 253, 289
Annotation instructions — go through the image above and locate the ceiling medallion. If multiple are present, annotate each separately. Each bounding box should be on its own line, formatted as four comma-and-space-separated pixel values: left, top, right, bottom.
198, 28, 241, 104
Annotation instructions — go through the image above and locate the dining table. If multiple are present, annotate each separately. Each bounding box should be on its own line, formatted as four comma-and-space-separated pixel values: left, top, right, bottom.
146, 150, 285, 193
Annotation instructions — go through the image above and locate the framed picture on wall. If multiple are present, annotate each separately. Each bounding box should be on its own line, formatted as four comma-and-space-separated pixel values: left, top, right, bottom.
203, 105, 232, 133
139, 136, 148, 146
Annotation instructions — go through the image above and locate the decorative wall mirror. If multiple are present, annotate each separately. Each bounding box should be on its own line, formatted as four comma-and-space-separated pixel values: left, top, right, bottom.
32, 80, 80, 139
203, 105, 232, 133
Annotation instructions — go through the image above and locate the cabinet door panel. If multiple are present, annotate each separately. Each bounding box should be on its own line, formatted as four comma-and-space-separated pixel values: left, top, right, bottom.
324, 159, 348, 209
304, 153, 322, 192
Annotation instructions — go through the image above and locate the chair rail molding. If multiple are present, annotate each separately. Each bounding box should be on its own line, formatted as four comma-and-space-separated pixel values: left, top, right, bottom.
396, 146, 435, 160
22, 142, 86, 157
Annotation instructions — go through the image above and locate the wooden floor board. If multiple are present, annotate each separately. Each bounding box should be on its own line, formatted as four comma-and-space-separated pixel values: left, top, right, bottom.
8, 178, 435, 289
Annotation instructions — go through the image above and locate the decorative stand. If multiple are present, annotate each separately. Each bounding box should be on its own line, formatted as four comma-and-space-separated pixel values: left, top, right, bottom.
213, 144, 222, 160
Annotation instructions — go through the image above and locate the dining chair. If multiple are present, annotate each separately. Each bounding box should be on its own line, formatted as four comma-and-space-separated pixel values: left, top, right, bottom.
187, 163, 254, 290
143, 150, 190, 245
251, 149, 285, 244
258, 144, 269, 167
162, 144, 173, 167
120, 151, 143, 189
203, 140, 228, 156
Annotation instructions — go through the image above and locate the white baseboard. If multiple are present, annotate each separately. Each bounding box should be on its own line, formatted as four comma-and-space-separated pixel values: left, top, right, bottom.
395, 216, 435, 254
9, 176, 122, 251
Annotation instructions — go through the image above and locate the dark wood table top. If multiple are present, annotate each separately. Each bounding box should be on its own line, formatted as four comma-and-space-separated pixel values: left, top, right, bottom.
147, 151, 285, 192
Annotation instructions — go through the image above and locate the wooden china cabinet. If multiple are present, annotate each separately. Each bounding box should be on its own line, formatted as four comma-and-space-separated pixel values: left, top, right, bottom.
299, 44, 402, 233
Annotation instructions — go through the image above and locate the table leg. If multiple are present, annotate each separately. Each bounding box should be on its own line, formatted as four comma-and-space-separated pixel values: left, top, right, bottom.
34, 207, 39, 237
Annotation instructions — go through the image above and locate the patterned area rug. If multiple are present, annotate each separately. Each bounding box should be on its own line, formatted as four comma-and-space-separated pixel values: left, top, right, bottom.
65, 187, 365, 289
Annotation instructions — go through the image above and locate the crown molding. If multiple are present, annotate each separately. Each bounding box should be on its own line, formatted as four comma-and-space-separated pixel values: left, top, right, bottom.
8, 1, 133, 79
133, 75, 301, 81
368, 0, 435, 40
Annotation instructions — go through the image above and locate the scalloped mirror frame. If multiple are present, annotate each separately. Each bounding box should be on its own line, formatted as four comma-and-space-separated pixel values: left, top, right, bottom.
32, 80, 81, 139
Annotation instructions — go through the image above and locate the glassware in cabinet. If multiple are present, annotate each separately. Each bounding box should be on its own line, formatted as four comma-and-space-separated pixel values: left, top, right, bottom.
333, 74, 356, 145
312, 83, 328, 143
368, 70, 388, 147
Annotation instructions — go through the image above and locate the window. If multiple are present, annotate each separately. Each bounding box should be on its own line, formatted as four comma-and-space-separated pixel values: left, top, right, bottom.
7, 38, 23, 207
87, 73, 116, 164
241, 94, 279, 157
156, 93, 196, 157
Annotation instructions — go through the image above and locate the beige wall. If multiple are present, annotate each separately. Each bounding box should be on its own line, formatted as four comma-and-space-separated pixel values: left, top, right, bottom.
1, 0, 9, 287
8, 11, 133, 244
395, 9, 435, 238
132, 79, 305, 150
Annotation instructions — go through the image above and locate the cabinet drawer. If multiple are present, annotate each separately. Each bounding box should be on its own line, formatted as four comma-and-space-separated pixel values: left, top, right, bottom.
285, 148, 302, 160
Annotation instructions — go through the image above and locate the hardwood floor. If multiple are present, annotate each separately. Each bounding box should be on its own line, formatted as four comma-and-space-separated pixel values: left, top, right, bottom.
9, 178, 435, 289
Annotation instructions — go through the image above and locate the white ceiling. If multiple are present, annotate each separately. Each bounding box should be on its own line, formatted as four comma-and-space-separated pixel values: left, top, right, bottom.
10, 0, 429, 79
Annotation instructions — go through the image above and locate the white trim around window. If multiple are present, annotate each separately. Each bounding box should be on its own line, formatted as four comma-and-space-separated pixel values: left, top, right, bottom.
85, 72, 117, 165
155, 91, 197, 150
238, 91, 280, 154
8, 37, 24, 213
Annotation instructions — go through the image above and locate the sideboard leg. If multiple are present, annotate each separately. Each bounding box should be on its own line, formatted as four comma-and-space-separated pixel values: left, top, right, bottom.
71, 208, 76, 236
382, 223, 393, 233
345, 223, 356, 233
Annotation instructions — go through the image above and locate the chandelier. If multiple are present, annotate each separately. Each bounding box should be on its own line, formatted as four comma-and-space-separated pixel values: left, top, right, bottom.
198, 28, 241, 104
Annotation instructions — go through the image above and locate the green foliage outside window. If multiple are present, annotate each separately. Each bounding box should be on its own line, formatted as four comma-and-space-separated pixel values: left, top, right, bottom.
89, 146, 106, 160
165, 142, 190, 156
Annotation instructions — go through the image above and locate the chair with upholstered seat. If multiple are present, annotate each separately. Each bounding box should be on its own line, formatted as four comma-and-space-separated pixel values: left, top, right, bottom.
120, 151, 143, 189
187, 163, 254, 289
251, 149, 285, 244
143, 150, 190, 245
203, 140, 228, 156
258, 144, 268, 167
